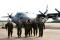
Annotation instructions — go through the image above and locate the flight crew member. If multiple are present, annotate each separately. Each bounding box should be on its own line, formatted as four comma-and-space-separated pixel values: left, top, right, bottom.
24, 19, 32, 37
16, 21, 22, 38
43, 22, 45, 29
5, 20, 13, 38
36, 16, 44, 37
32, 21, 37, 36
24, 20, 28, 37
38, 22, 44, 37
27, 19, 32, 37
22, 21, 27, 37
30, 21, 32, 36
22, 21, 28, 37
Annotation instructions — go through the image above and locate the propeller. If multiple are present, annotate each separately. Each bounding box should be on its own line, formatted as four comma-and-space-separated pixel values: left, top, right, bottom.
44, 5, 48, 14
55, 8, 60, 13
38, 5, 48, 18
2, 13, 13, 19
7, 13, 13, 18
39, 10, 43, 14
36, 5, 48, 23
55, 8, 60, 18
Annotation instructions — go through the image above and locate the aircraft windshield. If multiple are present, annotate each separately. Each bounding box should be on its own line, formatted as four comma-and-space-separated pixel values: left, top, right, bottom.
15, 12, 27, 18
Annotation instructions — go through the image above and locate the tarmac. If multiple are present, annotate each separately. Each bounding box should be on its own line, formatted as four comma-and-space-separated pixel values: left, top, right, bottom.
0, 28, 60, 40
0, 23, 60, 40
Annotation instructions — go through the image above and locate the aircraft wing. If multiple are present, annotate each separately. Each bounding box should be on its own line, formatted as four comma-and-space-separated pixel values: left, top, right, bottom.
44, 13, 59, 20
47, 13, 58, 18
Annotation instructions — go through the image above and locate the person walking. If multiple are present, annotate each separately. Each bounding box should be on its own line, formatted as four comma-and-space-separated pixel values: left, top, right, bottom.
16, 20, 22, 38
5, 20, 13, 38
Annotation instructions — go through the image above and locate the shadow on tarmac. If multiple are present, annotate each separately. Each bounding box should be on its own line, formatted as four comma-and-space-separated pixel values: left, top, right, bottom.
0, 36, 41, 40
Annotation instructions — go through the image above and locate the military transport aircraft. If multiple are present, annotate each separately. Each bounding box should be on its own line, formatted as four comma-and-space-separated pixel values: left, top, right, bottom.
35, 4, 60, 23
37, 6, 60, 21
46, 8, 60, 20
2, 12, 31, 24
2, 5, 60, 24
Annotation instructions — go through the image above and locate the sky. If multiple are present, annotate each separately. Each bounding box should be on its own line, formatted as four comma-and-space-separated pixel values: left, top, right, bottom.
0, 0, 60, 21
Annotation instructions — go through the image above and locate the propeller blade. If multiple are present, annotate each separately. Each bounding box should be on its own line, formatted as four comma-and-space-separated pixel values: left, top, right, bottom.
44, 10, 48, 14
39, 10, 43, 14
55, 8, 60, 13
8, 17, 10, 20
11, 13, 13, 15
7, 13, 9, 15
1, 16, 9, 18
44, 5, 48, 14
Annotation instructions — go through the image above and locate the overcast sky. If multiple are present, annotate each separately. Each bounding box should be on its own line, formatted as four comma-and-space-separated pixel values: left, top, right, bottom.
0, 0, 60, 21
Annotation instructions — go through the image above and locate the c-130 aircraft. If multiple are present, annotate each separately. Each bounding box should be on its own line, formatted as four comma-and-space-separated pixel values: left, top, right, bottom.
37, 5, 60, 23
2, 12, 31, 24
2, 5, 60, 24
